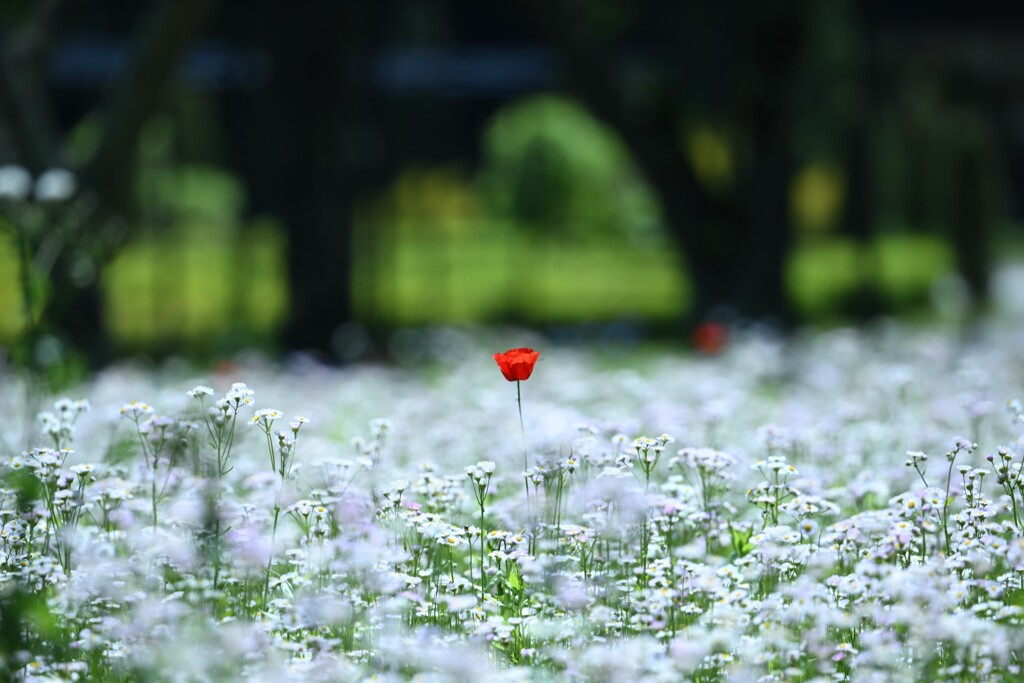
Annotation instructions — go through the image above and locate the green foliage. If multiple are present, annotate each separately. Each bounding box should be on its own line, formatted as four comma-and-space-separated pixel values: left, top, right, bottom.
0, 585, 58, 677
0, 88, 987, 357
8, 468, 43, 516
786, 233, 955, 320
102, 218, 287, 353
478, 94, 663, 247
101, 149, 288, 354
507, 566, 522, 591
0, 225, 27, 344
352, 231, 690, 326
875, 233, 955, 307
729, 524, 755, 559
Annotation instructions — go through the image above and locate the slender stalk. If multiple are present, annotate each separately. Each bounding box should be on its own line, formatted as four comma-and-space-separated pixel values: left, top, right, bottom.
151, 475, 158, 530
942, 457, 956, 555
913, 464, 929, 489
1011, 488, 1021, 530
264, 501, 281, 605
131, 419, 159, 530
264, 429, 276, 474
212, 514, 221, 590
479, 501, 486, 603
516, 380, 531, 530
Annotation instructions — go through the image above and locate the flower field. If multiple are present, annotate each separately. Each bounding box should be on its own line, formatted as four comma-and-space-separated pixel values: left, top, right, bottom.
3, 321, 1024, 682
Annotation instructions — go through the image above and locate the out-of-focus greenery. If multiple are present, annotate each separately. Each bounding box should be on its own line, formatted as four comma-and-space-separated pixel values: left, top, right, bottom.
0, 226, 24, 336
0, 209, 966, 351
0, 166, 288, 353
352, 230, 691, 325
102, 216, 287, 350
0, 95, 984, 353
106, 118, 288, 352
786, 233, 955, 319
477, 95, 664, 247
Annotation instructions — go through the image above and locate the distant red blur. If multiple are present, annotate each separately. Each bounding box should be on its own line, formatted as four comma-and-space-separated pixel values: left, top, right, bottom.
693, 322, 728, 355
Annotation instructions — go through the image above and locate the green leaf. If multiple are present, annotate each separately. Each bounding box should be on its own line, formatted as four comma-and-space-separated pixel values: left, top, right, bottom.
1005, 588, 1024, 608
9, 469, 43, 513
730, 525, 755, 558
507, 567, 522, 591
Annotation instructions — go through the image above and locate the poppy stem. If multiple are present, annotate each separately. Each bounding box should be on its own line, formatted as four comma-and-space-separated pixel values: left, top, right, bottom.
517, 380, 531, 527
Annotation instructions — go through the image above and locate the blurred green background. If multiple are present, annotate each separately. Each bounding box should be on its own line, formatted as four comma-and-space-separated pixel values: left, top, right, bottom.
0, 0, 1021, 369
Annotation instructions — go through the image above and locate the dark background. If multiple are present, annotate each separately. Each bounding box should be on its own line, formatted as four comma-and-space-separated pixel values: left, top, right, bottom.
1, 0, 1022, 374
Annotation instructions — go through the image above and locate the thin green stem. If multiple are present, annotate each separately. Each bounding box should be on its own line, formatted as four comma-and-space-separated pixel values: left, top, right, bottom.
480, 501, 486, 604
913, 465, 929, 489
212, 516, 221, 590
131, 419, 160, 530
1011, 489, 1021, 530
942, 457, 956, 555
264, 503, 281, 606
516, 380, 531, 536
264, 428, 276, 473
151, 475, 158, 530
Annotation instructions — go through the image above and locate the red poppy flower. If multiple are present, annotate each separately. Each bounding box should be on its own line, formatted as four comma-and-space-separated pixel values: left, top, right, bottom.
493, 347, 540, 382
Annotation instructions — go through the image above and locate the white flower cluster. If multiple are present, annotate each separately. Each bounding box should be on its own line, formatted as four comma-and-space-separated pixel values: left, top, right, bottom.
1, 323, 1024, 680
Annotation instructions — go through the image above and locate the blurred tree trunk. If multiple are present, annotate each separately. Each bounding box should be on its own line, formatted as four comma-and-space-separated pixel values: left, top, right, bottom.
0, 0, 64, 176
844, 114, 886, 317
0, 0, 214, 368
83, 0, 216, 212
242, 3, 387, 356
951, 109, 997, 318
